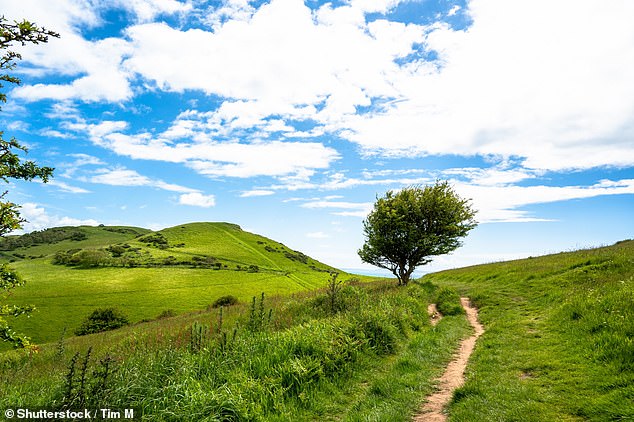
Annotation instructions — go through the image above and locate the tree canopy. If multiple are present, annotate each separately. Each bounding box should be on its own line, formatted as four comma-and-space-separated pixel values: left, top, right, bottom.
0, 16, 58, 348
358, 181, 477, 286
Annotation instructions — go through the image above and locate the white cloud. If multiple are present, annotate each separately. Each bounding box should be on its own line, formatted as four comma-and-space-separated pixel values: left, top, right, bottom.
39, 128, 73, 139
17, 203, 99, 233
110, 0, 192, 22
123, 0, 423, 112
67, 153, 106, 167
447, 5, 461, 16
453, 178, 634, 223
306, 231, 329, 238
46, 180, 90, 194
90, 167, 197, 193
14, 35, 133, 102
178, 192, 216, 208
9, 0, 634, 174
240, 189, 275, 197
339, 0, 634, 171
301, 199, 373, 217
291, 170, 634, 223
65, 118, 339, 179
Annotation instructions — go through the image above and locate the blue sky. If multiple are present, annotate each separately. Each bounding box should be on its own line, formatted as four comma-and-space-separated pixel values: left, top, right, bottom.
1, 0, 633, 275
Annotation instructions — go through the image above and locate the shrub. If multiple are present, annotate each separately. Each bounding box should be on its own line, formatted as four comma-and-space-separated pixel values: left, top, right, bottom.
436, 287, 464, 316
75, 308, 130, 336
212, 295, 239, 308
356, 313, 398, 355
156, 309, 177, 319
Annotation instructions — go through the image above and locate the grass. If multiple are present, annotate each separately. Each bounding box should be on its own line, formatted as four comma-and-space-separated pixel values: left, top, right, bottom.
1, 222, 369, 348
0, 279, 471, 421
426, 239, 634, 421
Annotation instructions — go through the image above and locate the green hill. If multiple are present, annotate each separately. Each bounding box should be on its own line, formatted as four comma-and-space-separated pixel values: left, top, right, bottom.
1, 234, 632, 420
424, 239, 634, 420
1, 222, 349, 346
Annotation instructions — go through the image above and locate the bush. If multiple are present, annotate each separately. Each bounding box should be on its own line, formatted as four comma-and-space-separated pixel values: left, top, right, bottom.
75, 308, 130, 336
357, 313, 398, 355
436, 287, 464, 316
212, 295, 239, 308
157, 309, 177, 319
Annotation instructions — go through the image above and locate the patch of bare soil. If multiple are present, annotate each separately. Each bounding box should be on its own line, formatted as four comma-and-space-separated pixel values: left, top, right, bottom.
414, 297, 484, 422
427, 303, 442, 326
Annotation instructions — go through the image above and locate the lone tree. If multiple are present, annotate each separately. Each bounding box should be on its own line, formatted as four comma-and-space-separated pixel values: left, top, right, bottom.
0, 17, 58, 348
358, 181, 477, 286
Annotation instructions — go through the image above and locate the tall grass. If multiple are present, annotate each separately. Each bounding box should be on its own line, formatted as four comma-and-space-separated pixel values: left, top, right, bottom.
0, 278, 471, 420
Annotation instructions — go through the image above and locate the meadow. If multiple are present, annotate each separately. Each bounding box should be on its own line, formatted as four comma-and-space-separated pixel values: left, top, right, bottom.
0, 278, 470, 421
427, 239, 634, 420
1, 223, 357, 346
1, 223, 632, 420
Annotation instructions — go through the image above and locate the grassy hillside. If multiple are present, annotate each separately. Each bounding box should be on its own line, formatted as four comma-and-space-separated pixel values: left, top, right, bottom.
425, 239, 634, 420
1, 222, 354, 347
0, 278, 471, 421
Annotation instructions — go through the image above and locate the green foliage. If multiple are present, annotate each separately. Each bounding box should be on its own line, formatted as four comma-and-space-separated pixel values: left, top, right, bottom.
0, 263, 34, 348
0, 16, 58, 348
189, 321, 209, 353
359, 181, 477, 285
1, 17, 59, 105
0, 227, 87, 250
435, 287, 464, 316
61, 348, 116, 409
75, 308, 130, 336
156, 309, 176, 319
211, 295, 239, 308
246, 292, 271, 332
138, 233, 169, 249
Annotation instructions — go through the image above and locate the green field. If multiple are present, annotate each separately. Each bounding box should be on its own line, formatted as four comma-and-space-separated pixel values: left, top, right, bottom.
427, 239, 634, 420
1, 222, 362, 346
1, 225, 632, 420
0, 277, 469, 421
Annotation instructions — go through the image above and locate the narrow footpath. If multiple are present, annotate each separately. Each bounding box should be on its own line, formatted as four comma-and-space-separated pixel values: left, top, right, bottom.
414, 297, 485, 422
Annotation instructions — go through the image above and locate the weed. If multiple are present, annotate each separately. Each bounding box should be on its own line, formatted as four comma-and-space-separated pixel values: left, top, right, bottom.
55, 327, 67, 357
189, 321, 209, 353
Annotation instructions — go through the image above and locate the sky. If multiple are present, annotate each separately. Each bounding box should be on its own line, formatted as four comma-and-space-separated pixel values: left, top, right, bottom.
1, 0, 633, 276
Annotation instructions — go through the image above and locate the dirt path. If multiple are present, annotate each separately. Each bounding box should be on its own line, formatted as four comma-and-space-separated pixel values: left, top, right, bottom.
414, 297, 484, 422
427, 303, 442, 326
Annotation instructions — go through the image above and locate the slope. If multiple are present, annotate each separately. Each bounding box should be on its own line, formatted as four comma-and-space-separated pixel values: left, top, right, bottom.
1, 222, 348, 347
424, 239, 634, 420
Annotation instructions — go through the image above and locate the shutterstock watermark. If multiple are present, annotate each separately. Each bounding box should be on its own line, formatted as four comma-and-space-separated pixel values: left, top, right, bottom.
3, 408, 136, 420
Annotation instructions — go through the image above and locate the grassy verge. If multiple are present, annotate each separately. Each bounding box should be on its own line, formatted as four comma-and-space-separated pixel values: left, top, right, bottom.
1, 279, 470, 421
426, 240, 634, 421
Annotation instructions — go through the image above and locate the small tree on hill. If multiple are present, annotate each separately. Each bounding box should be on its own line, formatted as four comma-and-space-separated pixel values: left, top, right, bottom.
358, 181, 477, 286
0, 17, 58, 348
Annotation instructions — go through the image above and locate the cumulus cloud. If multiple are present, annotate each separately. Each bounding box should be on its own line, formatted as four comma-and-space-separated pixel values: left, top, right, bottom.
178, 192, 216, 208
89, 167, 198, 193
340, 0, 634, 171
64, 117, 339, 180
9, 0, 634, 174
17, 203, 99, 233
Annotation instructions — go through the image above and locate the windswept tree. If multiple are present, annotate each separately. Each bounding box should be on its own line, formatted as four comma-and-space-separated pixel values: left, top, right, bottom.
0, 17, 58, 348
358, 181, 477, 286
